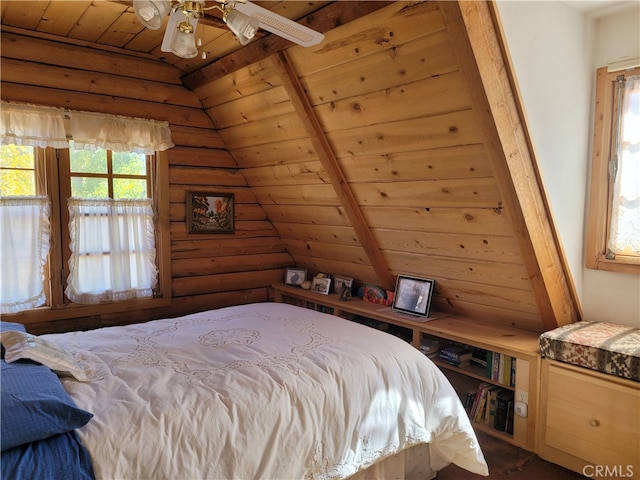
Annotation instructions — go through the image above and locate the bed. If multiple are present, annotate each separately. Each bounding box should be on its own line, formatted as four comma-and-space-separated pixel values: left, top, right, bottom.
1, 302, 488, 479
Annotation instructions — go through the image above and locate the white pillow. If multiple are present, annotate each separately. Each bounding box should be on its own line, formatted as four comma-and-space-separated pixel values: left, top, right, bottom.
0, 331, 89, 381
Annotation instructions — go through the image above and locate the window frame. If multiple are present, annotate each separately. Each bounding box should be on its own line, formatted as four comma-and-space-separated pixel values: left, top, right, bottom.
585, 65, 640, 275
3, 147, 171, 325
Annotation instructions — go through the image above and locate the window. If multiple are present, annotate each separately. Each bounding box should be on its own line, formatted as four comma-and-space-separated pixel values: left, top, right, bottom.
586, 66, 640, 274
0, 146, 50, 313
0, 104, 172, 321
60, 142, 158, 305
0, 145, 171, 319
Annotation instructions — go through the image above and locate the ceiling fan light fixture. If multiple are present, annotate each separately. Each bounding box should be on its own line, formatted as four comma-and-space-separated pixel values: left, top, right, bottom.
161, 10, 199, 58
133, 0, 171, 30
138, 0, 324, 59
223, 8, 259, 46
170, 20, 199, 58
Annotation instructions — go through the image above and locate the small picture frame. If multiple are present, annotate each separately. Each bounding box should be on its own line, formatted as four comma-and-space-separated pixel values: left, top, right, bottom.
187, 191, 234, 234
311, 277, 331, 295
285, 268, 307, 287
392, 274, 435, 318
333, 276, 353, 294
339, 286, 352, 301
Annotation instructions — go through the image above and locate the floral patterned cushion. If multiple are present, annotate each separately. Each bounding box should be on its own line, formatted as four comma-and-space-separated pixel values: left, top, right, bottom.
539, 321, 640, 381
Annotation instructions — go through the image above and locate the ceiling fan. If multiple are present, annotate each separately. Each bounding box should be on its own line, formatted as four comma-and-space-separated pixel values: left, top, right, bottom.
133, 0, 325, 59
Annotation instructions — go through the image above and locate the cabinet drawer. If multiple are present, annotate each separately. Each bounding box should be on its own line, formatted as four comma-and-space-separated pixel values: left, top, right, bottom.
544, 362, 639, 467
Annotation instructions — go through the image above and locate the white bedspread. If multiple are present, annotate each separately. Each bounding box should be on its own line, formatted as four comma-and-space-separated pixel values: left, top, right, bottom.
45, 302, 488, 479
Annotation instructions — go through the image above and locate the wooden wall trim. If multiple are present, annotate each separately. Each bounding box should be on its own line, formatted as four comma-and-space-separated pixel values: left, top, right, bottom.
442, 1, 580, 328
273, 51, 394, 291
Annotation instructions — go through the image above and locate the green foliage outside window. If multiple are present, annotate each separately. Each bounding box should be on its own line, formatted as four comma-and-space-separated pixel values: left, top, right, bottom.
0, 144, 148, 199
0, 145, 36, 196
69, 141, 148, 199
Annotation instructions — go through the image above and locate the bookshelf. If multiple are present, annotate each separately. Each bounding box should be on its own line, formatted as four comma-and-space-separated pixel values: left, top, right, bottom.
271, 283, 540, 451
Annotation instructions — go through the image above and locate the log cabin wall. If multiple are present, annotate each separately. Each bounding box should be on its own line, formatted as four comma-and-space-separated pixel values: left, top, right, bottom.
1, 1, 580, 333
0, 30, 294, 332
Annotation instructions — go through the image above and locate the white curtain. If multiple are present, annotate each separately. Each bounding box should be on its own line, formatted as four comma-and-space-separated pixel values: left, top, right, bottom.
0, 197, 51, 313
0, 102, 68, 148
66, 198, 157, 304
608, 75, 640, 256
69, 111, 174, 154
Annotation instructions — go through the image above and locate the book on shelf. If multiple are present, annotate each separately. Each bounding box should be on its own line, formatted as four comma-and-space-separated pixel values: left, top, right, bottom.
510, 357, 516, 388
474, 385, 500, 423
485, 351, 516, 387
464, 389, 477, 414
468, 382, 491, 420
438, 345, 472, 367
499, 354, 509, 385
491, 352, 500, 381
484, 387, 500, 427
419, 339, 440, 359
470, 348, 488, 367
505, 398, 514, 435
494, 390, 514, 432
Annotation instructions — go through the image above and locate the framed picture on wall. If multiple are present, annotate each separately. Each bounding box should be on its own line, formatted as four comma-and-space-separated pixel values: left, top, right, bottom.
187, 191, 234, 234
392, 274, 435, 318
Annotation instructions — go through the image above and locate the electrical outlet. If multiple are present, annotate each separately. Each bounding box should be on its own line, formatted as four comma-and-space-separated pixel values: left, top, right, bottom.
516, 389, 528, 404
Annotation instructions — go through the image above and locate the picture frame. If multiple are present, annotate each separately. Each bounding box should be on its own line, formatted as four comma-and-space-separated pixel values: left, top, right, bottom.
392, 274, 435, 318
333, 276, 353, 294
186, 191, 234, 234
339, 285, 352, 301
285, 268, 307, 287
311, 277, 331, 295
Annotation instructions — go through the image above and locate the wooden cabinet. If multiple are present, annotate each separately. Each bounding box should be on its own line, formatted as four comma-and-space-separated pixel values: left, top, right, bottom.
271, 284, 540, 451
537, 359, 640, 478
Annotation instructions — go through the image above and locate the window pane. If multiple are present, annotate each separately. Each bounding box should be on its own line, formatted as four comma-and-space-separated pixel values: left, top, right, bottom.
0, 170, 36, 196
0, 145, 36, 196
113, 151, 146, 175
608, 75, 640, 256
71, 177, 108, 198
113, 178, 147, 199
0, 145, 34, 169
69, 141, 107, 174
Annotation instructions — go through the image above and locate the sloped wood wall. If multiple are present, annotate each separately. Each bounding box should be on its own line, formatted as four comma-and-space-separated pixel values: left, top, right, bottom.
187, 1, 579, 332
0, 31, 293, 330
1, 1, 580, 333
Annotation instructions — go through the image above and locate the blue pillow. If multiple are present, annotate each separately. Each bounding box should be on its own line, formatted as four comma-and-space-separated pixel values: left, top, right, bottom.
0, 321, 26, 359
0, 359, 93, 451
1, 430, 95, 480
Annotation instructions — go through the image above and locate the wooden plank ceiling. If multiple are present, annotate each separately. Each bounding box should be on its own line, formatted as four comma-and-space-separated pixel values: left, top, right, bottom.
0, 1, 581, 332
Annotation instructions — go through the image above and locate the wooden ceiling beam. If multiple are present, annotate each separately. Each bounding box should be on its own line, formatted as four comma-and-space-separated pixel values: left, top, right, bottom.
272, 51, 395, 292
183, 1, 392, 90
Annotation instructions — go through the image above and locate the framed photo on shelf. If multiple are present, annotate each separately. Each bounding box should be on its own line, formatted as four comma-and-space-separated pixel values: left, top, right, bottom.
392, 274, 435, 318
333, 276, 353, 293
186, 191, 235, 234
285, 268, 307, 287
311, 277, 331, 295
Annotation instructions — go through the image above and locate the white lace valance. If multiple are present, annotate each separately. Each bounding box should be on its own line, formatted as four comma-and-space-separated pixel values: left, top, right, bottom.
0, 102, 68, 148
0, 102, 174, 154
69, 111, 174, 154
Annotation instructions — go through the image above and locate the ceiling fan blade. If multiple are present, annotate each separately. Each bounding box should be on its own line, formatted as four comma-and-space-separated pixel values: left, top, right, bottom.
233, 1, 324, 47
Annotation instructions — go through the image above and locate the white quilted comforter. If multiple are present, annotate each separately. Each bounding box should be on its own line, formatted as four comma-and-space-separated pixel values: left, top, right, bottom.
46, 302, 488, 479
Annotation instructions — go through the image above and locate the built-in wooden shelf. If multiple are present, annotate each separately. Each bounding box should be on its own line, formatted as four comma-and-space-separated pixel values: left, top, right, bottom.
271, 283, 541, 451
